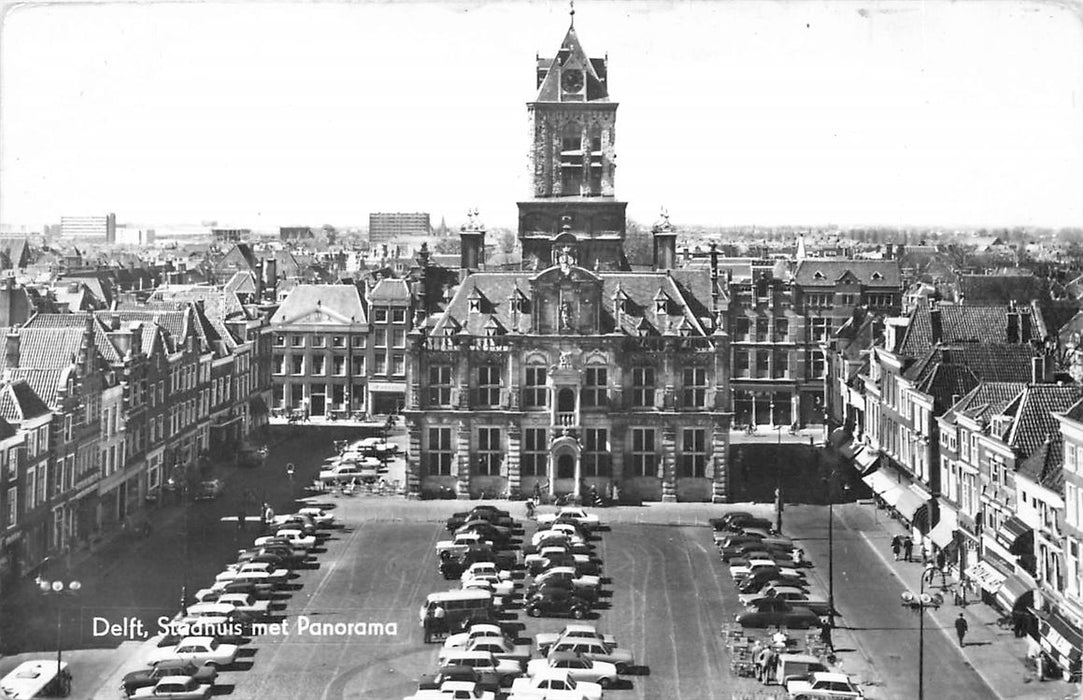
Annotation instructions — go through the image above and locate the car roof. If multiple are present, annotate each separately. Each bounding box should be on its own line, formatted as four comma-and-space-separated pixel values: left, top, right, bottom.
810, 671, 853, 682
548, 651, 587, 662
778, 653, 822, 663
561, 624, 597, 632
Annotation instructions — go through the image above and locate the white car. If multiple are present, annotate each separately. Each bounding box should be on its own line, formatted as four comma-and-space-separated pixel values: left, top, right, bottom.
297, 507, 336, 527
535, 624, 617, 655
729, 559, 802, 581
534, 567, 601, 590
215, 592, 272, 618
527, 652, 618, 688
405, 681, 494, 700
460, 562, 513, 582
531, 529, 586, 548
438, 636, 531, 666
537, 507, 601, 530
148, 636, 238, 668
255, 528, 316, 550
215, 562, 289, 584
462, 575, 515, 600
436, 532, 490, 556
510, 669, 602, 700
443, 623, 510, 649
784, 671, 864, 698
130, 675, 213, 699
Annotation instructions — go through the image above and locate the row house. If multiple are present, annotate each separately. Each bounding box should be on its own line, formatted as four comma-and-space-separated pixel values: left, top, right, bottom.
0, 383, 52, 586
0, 415, 26, 596
860, 300, 1047, 540
1051, 403, 1083, 678
365, 278, 413, 414
269, 284, 370, 418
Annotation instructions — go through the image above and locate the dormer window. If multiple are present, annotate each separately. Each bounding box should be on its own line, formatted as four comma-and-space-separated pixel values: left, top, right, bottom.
872, 271, 883, 280
468, 298, 481, 313
813, 271, 826, 280
655, 300, 667, 315
485, 326, 498, 337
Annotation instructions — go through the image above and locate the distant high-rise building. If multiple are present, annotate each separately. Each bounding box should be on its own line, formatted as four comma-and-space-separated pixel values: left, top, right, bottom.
368, 213, 430, 244
60, 213, 116, 242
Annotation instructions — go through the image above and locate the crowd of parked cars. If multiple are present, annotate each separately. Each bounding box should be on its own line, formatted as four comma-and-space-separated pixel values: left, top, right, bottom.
411, 505, 636, 699
116, 505, 338, 698
711, 512, 864, 699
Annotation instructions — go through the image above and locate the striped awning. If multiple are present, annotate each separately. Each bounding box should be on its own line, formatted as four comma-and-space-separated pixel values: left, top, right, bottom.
1039, 608, 1083, 673
854, 447, 880, 472
995, 573, 1035, 612
928, 513, 957, 549
996, 516, 1033, 553
966, 560, 1008, 592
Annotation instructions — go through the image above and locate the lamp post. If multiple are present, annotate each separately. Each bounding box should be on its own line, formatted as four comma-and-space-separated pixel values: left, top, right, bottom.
900, 567, 943, 700
36, 575, 80, 694
775, 424, 784, 533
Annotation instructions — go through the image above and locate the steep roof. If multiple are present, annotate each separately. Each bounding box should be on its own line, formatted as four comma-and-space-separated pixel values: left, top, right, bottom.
995, 384, 1083, 461
2, 327, 86, 371
792, 259, 901, 288
898, 303, 1033, 358
224, 271, 258, 295
534, 23, 609, 103
943, 381, 1028, 425
903, 344, 1040, 412
369, 278, 412, 303
1017, 435, 1064, 494
4, 368, 64, 408
0, 380, 52, 423
270, 284, 367, 326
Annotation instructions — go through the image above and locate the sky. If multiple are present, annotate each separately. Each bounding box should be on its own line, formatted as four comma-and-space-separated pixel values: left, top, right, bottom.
1, 0, 1082, 231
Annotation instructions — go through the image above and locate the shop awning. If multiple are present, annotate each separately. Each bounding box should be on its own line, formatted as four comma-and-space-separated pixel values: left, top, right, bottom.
996, 516, 1033, 553
995, 573, 1035, 612
1039, 608, 1083, 671
928, 513, 958, 549
249, 396, 268, 416
854, 446, 880, 472
966, 560, 1008, 592
367, 381, 406, 393
861, 468, 897, 497
893, 486, 926, 522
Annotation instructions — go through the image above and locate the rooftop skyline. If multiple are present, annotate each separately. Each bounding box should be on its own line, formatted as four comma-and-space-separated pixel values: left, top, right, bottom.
1, 0, 1081, 230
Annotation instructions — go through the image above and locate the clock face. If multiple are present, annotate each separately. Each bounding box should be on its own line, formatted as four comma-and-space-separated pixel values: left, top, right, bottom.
561, 69, 584, 93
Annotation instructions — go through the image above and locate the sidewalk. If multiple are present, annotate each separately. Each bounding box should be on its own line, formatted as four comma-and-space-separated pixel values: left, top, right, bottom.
852, 501, 1077, 700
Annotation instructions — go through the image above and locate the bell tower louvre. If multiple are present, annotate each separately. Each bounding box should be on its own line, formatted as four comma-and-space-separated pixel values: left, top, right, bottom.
519, 8, 628, 272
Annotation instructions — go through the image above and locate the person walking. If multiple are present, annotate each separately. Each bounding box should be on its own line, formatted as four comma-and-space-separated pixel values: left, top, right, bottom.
891, 536, 902, 561
791, 548, 805, 567
819, 617, 834, 652
954, 612, 969, 646
903, 536, 914, 562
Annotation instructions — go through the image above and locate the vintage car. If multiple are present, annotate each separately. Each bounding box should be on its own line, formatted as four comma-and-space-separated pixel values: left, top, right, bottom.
534, 624, 616, 655
533, 566, 601, 591
547, 637, 634, 674
254, 528, 316, 550
460, 561, 513, 582
446, 506, 516, 532
735, 600, 822, 629
462, 575, 516, 601
214, 592, 272, 619
738, 574, 809, 596
416, 665, 501, 694
525, 588, 593, 620
129, 675, 213, 699
708, 511, 755, 531
215, 562, 290, 585
527, 579, 598, 605
438, 635, 531, 667
436, 650, 522, 686
443, 623, 513, 649
122, 659, 218, 697
297, 507, 336, 527
437, 532, 495, 557
510, 668, 602, 700
730, 559, 803, 583
147, 636, 238, 668
536, 507, 601, 530
785, 671, 864, 699
531, 528, 587, 549
526, 652, 618, 688
1, 660, 72, 699
741, 587, 832, 616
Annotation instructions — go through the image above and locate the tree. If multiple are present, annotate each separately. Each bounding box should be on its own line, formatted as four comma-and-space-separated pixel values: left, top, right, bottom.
434, 237, 461, 255
498, 229, 517, 254
623, 219, 653, 266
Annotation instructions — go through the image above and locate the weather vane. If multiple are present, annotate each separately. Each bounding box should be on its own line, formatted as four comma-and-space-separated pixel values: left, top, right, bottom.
570, 0, 575, 26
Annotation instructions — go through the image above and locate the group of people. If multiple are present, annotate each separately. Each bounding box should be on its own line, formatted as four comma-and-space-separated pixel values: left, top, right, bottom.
890, 534, 916, 562
422, 604, 446, 643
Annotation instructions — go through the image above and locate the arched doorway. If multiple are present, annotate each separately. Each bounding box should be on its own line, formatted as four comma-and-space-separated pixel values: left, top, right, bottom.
549, 436, 581, 499
557, 453, 575, 479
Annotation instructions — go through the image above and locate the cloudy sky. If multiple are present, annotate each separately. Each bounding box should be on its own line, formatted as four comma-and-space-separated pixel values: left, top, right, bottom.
1, 0, 1081, 230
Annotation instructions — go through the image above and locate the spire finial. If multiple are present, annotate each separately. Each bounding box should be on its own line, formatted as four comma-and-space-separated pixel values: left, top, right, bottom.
570, 0, 575, 26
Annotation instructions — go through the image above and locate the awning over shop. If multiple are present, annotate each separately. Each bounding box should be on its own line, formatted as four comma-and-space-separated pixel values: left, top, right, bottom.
249, 396, 268, 416
893, 486, 926, 522
367, 381, 406, 393
1039, 608, 1083, 673
854, 447, 880, 472
861, 469, 898, 497
966, 560, 1008, 592
996, 516, 1033, 553
928, 511, 958, 549
995, 573, 1035, 612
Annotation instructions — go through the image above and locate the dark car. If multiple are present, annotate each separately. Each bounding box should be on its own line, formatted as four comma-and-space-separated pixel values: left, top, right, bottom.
736, 600, 821, 629
729, 517, 775, 534
446, 506, 515, 531
709, 511, 754, 531
458, 520, 515, 543
738, 574, 808, 595
721, 540, 793, 562
522, 540, 594, 557
416, 664, 502, 693
527, 578, 598, 604
525, 588, 592, 619
238, 545, 307, 567
529, 552, 601, 577
121, 659, 218, 697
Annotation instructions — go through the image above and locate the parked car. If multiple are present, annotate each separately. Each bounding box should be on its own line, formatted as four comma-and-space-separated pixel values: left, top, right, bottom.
528, 579, 599, 605
537, 507, 601, 530
510, 669, 602, 700
296, 507, 336, 527
254, 528, 316, 550
735, 601, 821, 629
437, 532, 495, 557
738, 574, 809, 596
741, 588, 832, 616
129, 676, 213, 699
531, 529, 587, 549
121, 660, 218, 697
436, 650, 522, 686
416, 665, 501, 694
147, 636, 238, 668
727, 517, 775, 533
709, 511, 755, 531
461, 575, 516, 601
535, 624, 616, 655
533, 566, 601, 590
443, 623, 514, 650
193, 480, 224, 501
730, 560, 803, 582
446, 506, 515, 532
525, 588, 592, 619
526, 652, 618, 688
784, 671, 864, 698
214, 592, 272, 619
547, 637, 635, 674
438, 636, 531, 667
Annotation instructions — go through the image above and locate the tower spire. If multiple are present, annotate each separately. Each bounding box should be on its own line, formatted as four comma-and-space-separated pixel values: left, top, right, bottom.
569, 0, 575, 27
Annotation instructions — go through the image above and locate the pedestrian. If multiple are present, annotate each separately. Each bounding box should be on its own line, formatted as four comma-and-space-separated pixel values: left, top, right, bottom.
792, 548, 805, 567
1012, 611, 1027, 638
936, 548, 947, 572
891, 536, 902, 561
819, 617, 834, 652
955, 612, 968, 646
903, 536, 914, 562
920, 545, 929, 566
432, 604, 446, 641
237, 508, 246, 530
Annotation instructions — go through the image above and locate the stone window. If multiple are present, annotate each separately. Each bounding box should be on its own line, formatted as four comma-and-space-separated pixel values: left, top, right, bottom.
681, 367, 707, 409
631, 366, 655, 408
426, 427, 453, 476
523, 365, 547, 409
629, 428, 656, 477
582, 428, 610, 477
476, 427, 502, 476
428, 365, 453, 407
582, 367, 608, 408
477, 365, 501, 407
521, 428, 547, 476
680, 428, 707, 478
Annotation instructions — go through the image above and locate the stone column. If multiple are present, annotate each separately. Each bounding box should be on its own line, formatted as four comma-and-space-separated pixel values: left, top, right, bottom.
552, 116, 564, 196
661, 425, 677, 502
791, 394, 800, 427
580, 122, 591, 196
405, 420, 422, 499
508, 347, 521, 411
609, 422, 625, 487
710, 425, 728, 503
455, 419, 471, 499
600, 119, 615, 196
505, 422, 521, 499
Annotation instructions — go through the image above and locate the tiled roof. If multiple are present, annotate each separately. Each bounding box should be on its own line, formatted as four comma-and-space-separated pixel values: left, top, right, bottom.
432, 268, 711, 337
3, 328, 87, 371
997, 384, 1083, 461
1017, 435, 1064, 493
0, 414, 16, 440
793, 259, 901, 288
105, 309, 190, 351
534, 25, 609, 103
369, 278, 412, 302
958, 273, 1045, 305
5, 368, 63, 408
0, 380, 52, 423
945, 382, 1029, 424
898, 303, 1032, 358
270, 284, 367, 326
904, 343, 1040, 412
224, 271, 258, 295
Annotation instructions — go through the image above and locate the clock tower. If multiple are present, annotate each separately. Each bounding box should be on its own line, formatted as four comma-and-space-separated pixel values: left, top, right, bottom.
518, 11, 628, 271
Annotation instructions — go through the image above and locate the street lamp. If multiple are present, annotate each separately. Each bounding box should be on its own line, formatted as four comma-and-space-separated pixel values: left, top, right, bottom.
775, 425, 784, 532
36, 575, 81, 694
900, 568, 943, 700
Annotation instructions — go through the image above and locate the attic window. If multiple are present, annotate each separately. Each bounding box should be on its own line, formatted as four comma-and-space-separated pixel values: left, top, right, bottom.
615, 298, 626, 313
655, 300, 667, 315
813, 271, 826, 280
468, 298, 481, 313
679, 322, 693, 337
485, 325, 498, 337
872, 272, 883, 280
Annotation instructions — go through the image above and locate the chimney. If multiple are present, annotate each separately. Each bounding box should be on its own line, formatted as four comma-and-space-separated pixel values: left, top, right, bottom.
459, 208, 485, 274
651, 208, 677, 270
951, 393, 961, 407
929, 302, 942, 345
5, 332, 19, 369
1032, 356, 1045, 384
1020, 309, 1033, 343
1007, 303, 1020, 344
709, 242, 719, 316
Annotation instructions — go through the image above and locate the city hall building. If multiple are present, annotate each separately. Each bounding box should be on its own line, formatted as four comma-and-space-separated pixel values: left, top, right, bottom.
403, 17, 732, 502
